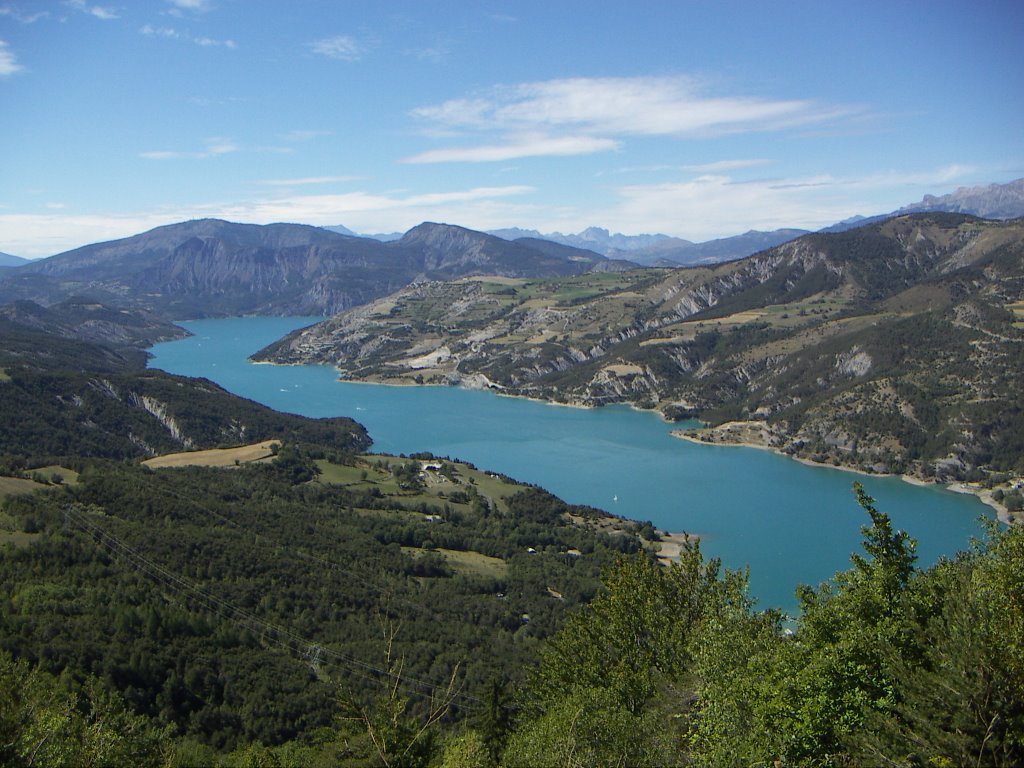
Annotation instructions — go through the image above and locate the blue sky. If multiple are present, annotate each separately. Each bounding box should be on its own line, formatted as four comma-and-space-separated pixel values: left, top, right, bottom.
1, 0, 1022, 257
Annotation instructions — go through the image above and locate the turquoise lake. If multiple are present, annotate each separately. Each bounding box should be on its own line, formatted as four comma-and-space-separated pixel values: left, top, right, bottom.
148, 316, 994, 612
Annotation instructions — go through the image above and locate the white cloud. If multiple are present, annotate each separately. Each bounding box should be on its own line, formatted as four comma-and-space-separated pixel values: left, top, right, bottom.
683, 159, 771, 173
309, 35, 365, 61
417, 76, 855, 136
256, 176, 363, 187
412, 43, 451, 63
140, 137, 239, 160
64, 0, 118, 20
167, 0, 212, 10
195, 36, 236, 48
410, 76, 860, 163
589, 164, 979, 240
404, 134, 620, 164
1, 165, 981, 258
0, 186, 537, 257
141, 24, 236, 48
0, 8, 50, 23
140, 24, 179, 38
0, 39, 23, 77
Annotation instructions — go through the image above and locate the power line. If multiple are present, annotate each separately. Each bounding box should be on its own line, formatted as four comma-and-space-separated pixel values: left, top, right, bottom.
139, 468, 468, 624
62, 503, 486, 709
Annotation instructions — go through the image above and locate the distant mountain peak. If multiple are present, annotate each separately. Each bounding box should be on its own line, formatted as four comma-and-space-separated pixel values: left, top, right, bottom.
0, 251, 29, 268
897, 177, 1024, 219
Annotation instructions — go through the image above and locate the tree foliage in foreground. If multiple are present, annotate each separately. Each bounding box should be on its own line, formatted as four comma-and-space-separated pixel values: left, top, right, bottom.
503, 483, 1024, 767
2, 480, 1022, 766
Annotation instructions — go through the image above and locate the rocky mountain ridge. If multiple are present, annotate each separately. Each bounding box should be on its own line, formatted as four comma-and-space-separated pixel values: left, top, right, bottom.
258, 213, 1024, 482
898, 177, 1024, 219
0, 219, 627, 318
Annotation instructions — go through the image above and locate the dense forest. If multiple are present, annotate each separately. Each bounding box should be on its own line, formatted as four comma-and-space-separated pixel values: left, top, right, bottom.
0, 447, 646, 764
2, 473, 1021, 766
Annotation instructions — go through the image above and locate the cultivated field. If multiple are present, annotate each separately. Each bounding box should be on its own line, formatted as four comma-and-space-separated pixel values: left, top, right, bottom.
142, 440, 281, 468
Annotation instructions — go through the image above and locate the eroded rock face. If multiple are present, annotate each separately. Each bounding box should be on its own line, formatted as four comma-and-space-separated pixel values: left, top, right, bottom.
128, 393, 197, 450
835, 346, 872, 378
255, 216, 1024, 481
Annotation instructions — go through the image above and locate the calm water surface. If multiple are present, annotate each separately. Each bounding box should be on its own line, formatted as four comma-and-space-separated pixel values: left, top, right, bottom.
148, 316, 993, 611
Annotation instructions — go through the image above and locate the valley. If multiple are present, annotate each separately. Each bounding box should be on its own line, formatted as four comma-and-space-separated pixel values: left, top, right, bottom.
256, 214, 1024, 503
1, 202, 1022, 766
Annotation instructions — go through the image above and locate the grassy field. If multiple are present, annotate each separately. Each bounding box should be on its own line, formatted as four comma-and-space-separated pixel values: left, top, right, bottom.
0, 476, 49, 499
642, 295, 854, 347
0, 465, 79, 500
315, 455, 529, 516
0, 472, 68, 549
142, 440, 281, 468
313, 455, 533, 578
402, 546, 508, 578
0, 530, 40, 548
34, 464, 80, 485
0, 367, 10, 382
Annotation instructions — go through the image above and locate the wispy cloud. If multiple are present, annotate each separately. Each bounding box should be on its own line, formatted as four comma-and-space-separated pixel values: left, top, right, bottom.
411, 43, 451, 63
140, 137, 239, 160
140, 24, 236, 48
683, 159, 771, 173
0, 7, 50, 23
167, 0, 212, 11
309, 35, 366, 62
409, 75, 861, 163
140, 24, 179, 39
65, 0, 119, 20
0, 39, 23, 77
404, 134, 620, 164
0, 186, 537, 257
195, 36, 236, 48
256, 176, 363, 187
1, 165, 981, 259
595, 164, 978, 240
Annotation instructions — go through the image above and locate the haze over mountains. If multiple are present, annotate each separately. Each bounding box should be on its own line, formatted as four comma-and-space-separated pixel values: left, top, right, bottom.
332, 177, 1024, 266
0, 252, 29, 268
0, 177, 1020, 331
0, 220, 631, 317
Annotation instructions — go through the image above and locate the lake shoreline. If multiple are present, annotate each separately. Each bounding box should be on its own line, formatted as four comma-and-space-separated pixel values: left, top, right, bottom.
673, 421, 1017, 526
253, 353, 1017, 527
150, 317, 1002, 612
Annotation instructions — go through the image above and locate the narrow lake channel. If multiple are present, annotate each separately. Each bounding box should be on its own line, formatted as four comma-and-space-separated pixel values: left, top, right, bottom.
148, 316, 994, 611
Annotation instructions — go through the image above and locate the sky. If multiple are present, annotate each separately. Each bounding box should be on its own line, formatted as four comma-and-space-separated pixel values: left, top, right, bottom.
1, 1, 1022, 258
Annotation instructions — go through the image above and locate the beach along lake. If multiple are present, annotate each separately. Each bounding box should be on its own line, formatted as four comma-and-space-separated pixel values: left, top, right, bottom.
148, 316, 994, 612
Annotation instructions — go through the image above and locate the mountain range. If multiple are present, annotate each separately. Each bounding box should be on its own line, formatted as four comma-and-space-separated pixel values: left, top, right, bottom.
1, 178, 1023, 483
258, 213, 1024, 482
0, 219, 631, 317
329, 177, 1024, 266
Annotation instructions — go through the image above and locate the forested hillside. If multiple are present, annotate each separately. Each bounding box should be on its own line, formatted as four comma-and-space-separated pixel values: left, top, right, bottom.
0, 322, 368, 462
3, 470, 1021, 766
0, 316, 651, 765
